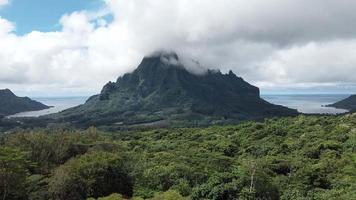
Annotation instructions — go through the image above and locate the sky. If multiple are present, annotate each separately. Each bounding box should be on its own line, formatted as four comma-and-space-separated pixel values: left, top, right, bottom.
0, 0, 356, 96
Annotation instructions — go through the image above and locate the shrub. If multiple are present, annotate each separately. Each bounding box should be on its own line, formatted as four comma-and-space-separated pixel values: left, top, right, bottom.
49, 151, 133, 200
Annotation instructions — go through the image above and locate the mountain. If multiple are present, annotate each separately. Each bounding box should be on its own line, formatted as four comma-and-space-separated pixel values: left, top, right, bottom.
0, 89, 50, 117
55, 52, 298, 127
327, 95, 356, 112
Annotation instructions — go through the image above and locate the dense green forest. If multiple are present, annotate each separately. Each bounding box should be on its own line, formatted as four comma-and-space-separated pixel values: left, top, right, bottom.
0, 114, 355, 200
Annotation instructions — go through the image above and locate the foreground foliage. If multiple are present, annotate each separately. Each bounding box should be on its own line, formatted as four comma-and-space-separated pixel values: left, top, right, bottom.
0, 114, 355, 199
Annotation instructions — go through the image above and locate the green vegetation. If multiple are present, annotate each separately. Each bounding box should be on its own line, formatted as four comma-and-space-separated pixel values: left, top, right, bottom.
1, 114, 355, 199
51, 52, 297, 128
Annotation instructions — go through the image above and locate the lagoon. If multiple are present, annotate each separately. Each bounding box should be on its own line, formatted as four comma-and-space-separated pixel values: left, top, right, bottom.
7, 94, 350, 118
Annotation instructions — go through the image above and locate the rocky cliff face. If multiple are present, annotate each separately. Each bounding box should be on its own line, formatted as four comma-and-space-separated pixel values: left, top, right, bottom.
0, 89, 49, 116
57, 52, 298, 127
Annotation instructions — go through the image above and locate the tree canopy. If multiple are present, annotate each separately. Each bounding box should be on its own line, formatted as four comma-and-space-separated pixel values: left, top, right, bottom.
0, 114, 355, 199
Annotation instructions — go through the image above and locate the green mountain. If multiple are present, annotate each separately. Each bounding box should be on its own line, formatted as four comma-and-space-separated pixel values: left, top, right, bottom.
55, 52, 298, 127
327, 95, 356, 112
0, 89, 49, 117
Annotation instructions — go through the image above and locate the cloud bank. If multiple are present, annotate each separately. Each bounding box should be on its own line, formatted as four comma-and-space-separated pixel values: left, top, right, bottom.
1, 0, 356, 95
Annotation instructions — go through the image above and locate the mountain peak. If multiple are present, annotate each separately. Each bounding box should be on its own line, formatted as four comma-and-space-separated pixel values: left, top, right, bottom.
57, 52, 298, 127
0, 89, 49, 116
0, 88, 15, 96
147, 50, 179, 62
141, 50, 181, 70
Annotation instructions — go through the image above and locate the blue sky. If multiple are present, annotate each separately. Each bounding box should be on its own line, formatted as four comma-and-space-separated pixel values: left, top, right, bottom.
0, 0, 104, 35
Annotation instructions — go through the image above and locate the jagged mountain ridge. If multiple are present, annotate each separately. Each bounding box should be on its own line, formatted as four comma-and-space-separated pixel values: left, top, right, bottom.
56, 52, 298, 127
0, 89, 50, 117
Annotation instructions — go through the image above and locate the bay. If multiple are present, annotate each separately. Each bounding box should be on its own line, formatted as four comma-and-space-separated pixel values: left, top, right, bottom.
7, 94, 351, 118
7, 96, 88, 118
262, 94, 349, 114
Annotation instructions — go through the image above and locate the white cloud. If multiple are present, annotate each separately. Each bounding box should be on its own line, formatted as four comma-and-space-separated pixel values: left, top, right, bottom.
258, 40, 356, 84
60, 12, 94, 35
1, 0, 356, 96
0, 0, 8, 6
0, 17, 14, 34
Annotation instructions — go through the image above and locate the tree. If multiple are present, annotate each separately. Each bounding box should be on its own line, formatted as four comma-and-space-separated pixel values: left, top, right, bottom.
191, 162, 280, 200
0, 147, 29, 200
151, 190, 187, 200
49, 151, 133, 200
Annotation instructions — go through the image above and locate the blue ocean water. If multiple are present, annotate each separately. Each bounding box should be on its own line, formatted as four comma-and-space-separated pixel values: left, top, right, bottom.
262, 94, 349, 114
7, 94, 350, 118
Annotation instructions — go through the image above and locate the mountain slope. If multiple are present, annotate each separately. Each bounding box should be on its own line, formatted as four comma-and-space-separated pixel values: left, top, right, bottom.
327, 95, 356, 112
55, 52, 298, 127
0, 89, 50, 117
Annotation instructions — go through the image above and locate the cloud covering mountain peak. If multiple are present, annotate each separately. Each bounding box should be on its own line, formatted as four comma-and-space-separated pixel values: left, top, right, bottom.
1, 0, 356, 95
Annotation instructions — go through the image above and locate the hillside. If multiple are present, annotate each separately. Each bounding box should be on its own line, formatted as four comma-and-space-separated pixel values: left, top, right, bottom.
54, 52, 297, 127
327, 95, 356, 112
1, 114, 355, 199
0, 89, 49, 117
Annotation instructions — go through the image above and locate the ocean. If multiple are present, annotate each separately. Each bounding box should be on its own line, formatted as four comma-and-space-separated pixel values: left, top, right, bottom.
7, 94, 350, 118
7, 96, 88, 118
261, 94, 349, 114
